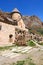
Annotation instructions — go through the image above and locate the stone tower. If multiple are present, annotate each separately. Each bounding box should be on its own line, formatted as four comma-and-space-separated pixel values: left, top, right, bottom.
11, 8, 25, 29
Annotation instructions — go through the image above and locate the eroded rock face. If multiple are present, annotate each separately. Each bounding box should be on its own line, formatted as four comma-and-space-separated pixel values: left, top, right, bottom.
23, 15, 42, 29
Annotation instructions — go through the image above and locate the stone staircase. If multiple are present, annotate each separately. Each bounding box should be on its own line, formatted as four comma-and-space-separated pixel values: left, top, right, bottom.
2, 46, 32, 58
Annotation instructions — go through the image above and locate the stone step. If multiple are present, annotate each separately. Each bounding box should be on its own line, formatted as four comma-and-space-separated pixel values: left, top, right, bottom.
2, 47, 32, 58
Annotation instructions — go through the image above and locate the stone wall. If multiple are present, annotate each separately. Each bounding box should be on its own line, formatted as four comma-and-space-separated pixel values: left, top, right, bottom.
0, 22, 15, 46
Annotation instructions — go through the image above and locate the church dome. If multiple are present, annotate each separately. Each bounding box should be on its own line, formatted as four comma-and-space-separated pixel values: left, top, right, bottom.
11, 8, 22, 21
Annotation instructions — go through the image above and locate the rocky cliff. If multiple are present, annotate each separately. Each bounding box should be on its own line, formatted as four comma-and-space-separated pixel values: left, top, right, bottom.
23, 15, 43, 29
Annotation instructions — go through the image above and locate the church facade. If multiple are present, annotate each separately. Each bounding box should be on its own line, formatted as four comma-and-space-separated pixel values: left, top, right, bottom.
0, 8, 28, 46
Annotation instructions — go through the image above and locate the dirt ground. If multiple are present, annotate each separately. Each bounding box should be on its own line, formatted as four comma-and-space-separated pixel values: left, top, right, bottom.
0, 47, 43, 65
28, 48, 43, 65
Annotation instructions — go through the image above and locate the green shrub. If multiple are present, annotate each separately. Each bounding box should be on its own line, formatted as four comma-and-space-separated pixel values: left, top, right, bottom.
10, 58, 36, 65
29, 62, 36, 65
16, 61, 25, 65
27, 40, 36, 46
37, 28, 43, 35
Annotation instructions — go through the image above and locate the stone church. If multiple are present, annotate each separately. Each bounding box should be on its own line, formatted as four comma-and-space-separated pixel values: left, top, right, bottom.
0, 8, 28, 46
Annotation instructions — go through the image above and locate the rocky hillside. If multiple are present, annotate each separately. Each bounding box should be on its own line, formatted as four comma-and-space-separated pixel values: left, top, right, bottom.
23, 15, 43, 29
23, 15, 43, 35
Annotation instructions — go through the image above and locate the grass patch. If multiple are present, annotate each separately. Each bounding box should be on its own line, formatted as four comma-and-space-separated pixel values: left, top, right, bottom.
38, 42, 43, 45
29, 62, 36, 65
27, 40, 36, 46
10, 57, 36, 65
16, 61, 25, 65
0, 45, 15, 51
10, 61, 25, 65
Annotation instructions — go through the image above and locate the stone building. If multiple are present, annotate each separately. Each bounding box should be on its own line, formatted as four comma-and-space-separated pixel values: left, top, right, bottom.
0, 8, 28, 46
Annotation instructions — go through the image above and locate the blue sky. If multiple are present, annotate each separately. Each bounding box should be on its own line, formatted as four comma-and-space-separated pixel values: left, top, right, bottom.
0, 0, 43, 21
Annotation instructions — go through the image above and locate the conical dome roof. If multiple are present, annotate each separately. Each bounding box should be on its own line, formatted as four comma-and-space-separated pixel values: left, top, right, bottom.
11, 8, 22, 17
12, 8, 19, 12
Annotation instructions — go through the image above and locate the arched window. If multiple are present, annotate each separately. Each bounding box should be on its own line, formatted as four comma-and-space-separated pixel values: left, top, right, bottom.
9, 34, 13, 38
9, 34, 13, 42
